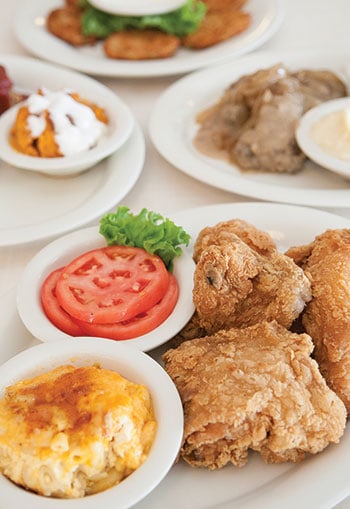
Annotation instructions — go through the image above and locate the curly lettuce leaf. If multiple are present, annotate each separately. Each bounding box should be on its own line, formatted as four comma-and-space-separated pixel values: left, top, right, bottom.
99, 206, 191, 270
81, 0, 206, 38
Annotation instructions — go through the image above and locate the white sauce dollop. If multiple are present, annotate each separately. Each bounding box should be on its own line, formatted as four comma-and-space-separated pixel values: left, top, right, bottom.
26, 88, 107, 156
310, 108, 350, 161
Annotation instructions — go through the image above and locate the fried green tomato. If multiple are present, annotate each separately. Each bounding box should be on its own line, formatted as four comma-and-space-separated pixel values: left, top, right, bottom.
182, 8, 251, 49
104, 29, 181, 60
47, 6, 97, 46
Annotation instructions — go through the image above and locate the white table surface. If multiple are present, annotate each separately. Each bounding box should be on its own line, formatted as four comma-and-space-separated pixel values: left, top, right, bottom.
0, 1, 350, 507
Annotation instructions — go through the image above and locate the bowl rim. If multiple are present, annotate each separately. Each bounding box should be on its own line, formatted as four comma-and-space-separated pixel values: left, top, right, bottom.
295, 97, 350, 179
0, 87, 134, 175
16, 225, 195, 352
0, 337, 184, 508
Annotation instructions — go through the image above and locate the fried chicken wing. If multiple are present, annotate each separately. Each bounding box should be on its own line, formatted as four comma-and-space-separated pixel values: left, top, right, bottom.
193, 230, 311, 334
163, 321, 346, 469
104, 30, 180, 60
286, 229, 350, 412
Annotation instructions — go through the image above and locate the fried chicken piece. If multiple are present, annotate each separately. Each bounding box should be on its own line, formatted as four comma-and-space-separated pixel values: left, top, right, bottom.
104, 30, 180, 60
182, 8, 251, 49
193, 232, 311, 334
47, 7, 97, 46
286, 229, 350, 413
193, 218, 276, 263
171, 311, 207, 348
163, 321, 346, 469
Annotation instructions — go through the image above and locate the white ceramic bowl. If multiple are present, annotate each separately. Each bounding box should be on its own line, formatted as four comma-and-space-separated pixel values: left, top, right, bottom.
0, 84, 134, 177
16, 226, 195, 351
89, 0, 186, 15
296, 97, 350, 179
0, 337, 183, 509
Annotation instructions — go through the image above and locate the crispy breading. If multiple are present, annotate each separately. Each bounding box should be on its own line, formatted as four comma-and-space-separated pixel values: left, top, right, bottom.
65, 0, 82, 8
193, 218, 277, 263
163, 321, 346, 469
286, 229, 350, 413
201, 0, 247, 12
171, 311, 207, 348
104, 30, 181, 60
47, 7, 97, 46
182, 8, 251, 49
193, 233, 311, 334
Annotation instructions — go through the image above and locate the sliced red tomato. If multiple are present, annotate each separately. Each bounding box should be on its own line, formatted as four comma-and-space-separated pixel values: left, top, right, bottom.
75, 274, 179, 340
41, 267, 85, 337
55, 245, 170, 324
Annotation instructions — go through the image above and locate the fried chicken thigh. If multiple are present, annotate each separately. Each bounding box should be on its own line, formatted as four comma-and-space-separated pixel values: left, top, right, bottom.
163, 321, 346, 469
193, 227, 311, 334
286, 228, 350, 412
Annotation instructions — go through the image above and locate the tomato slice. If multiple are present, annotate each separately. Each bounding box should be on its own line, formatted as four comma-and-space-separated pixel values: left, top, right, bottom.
55, 246, 170, 324
76, 274, 179, 340
41, 267, 85, 337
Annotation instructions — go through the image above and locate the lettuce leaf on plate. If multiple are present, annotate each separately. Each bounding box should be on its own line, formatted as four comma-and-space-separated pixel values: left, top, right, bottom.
99, 206, 191, 270
81, 0, 206, 38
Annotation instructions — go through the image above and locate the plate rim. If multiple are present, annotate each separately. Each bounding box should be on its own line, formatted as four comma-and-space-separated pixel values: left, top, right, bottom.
141, 201, 350, 509
149, 49, 350, 208
5, 201, 350, 509
16, 224, 195, 352
12, 0, 285, 78
0, 123, 145, 247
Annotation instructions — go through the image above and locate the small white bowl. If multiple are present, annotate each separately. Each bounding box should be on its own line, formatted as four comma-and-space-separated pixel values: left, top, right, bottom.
16, 225, 195, 351
296, 97, 350, 179
0, 337, 184, 509
89, 0, 186, 15
0, 89, 134, 177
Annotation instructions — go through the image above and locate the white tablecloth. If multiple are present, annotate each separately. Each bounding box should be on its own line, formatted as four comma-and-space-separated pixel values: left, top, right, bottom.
0, 1, 350, 507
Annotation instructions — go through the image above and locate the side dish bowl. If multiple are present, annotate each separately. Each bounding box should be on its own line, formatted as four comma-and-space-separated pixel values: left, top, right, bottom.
16, 225, 195, 351
296, 97, 350, 179
0, 88, 134, 177
0, 337, 184, 509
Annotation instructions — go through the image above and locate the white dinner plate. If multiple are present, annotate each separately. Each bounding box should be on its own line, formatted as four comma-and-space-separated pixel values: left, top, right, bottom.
0, 55, 144, 246
149, 50, 350, 208
3, 202, 350, 508
12, 0, 284, 78
0, 123, 144, 246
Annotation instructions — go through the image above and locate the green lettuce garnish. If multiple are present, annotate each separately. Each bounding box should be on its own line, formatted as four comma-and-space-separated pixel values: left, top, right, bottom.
81, 0, 206, 38
99, 206, 191, 271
